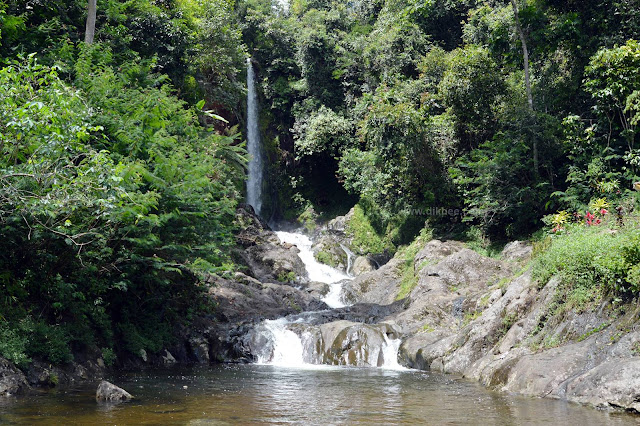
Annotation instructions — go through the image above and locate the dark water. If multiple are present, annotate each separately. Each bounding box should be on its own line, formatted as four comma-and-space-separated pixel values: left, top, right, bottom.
0, 365, 637, 425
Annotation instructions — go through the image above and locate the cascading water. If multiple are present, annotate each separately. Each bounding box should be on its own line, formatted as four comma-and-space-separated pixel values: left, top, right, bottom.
251, 230, 405, 369
275, 231, 349, 309
246, 58, 263, 217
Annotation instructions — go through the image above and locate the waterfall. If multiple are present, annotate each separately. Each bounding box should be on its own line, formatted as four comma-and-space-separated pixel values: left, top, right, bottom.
275, 231, 349, 308
250, 230, 406, 370
246, 58, 263, 217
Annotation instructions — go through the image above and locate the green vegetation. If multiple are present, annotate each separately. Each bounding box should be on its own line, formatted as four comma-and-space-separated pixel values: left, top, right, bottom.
315, 250, 337, 268
533, 224, 640, 298
346, 204, 394, 255
0, 0, 246, 367
396, 228, 433, 300
1, 0, 640, 370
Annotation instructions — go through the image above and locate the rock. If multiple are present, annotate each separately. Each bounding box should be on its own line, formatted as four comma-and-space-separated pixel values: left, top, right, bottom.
312, 235, 348, 270
162, 350, 177, 365
343, 257, 405, 305
500, 241, 532, 262
315, 320, 400, 367
96, 380, 133, 402
244, 241, 307, 282
413, 240, 465, 273
188, 337, 210, 363
352, 256, 375, 276
327, 208, 355, 233
208, 275, 328, 323
0, 358, 29, 396
566, 359, 640, 411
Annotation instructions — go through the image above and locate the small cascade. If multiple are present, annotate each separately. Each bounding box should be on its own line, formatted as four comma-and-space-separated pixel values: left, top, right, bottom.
381, 335, 404, 370
275, 231, 349, 309
252, 230, 405, 370
255, 319, 305, 366
340, 243, 355, 276
246, 58, 263, 216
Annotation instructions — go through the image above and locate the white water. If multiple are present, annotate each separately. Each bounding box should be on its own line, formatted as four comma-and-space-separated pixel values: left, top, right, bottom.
246, 58, 263, 216
275, 231, 349, 309
252, 230, 405, 370
256, 318, 305, 367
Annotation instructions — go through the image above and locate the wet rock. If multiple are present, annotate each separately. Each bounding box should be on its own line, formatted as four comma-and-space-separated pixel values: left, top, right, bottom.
162, 350, 177, 365
500, 241, 533, 262
352, 256, 375, 276
316, 320, 400, 367
312, 235, 348, 270
96, 380, 133, 402
188, 337, 210, 363
0, 358, 29, 396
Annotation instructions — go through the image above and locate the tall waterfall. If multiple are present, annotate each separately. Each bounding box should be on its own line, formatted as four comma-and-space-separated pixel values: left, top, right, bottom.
246, 58, 263, 217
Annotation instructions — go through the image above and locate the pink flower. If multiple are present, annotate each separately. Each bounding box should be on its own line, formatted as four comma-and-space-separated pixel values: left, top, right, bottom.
600, 209, 608, 216
585, 211, 596, 226
595, 218, 602, 225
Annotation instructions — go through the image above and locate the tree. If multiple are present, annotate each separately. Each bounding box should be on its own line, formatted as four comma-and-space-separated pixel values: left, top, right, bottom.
509, 0, 538, 173
85, 0, 97, 44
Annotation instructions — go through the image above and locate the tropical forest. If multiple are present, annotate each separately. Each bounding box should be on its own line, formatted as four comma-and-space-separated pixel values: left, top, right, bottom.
1, 0, 640, 423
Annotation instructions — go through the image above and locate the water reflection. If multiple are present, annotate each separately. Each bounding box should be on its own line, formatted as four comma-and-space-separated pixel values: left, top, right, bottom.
0, 365, 637, 425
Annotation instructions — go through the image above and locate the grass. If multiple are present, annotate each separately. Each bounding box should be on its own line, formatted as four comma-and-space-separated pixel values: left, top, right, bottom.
395, 228, 434, 300
532, 223, 640, 301
345, 204, 395, 255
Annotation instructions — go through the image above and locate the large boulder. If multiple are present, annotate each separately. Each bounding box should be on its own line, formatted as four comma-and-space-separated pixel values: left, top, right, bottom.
342, 256, 405, 305
500, 241, 533, 262
0, 358, 28, 396
207, 274, 328, 323
243, 241, 307, 282
352, 256, 375, 276
96, 380, 133, 402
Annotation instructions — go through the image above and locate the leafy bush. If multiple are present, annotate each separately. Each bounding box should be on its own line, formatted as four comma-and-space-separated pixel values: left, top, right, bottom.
533, 224, 640, 296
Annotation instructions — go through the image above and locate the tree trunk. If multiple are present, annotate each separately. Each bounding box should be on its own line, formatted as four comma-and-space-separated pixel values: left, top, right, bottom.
510, 0, 538, 173
85, 0, 97, 44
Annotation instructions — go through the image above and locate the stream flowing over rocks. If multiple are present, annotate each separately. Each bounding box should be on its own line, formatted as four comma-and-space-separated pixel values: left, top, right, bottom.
187, 207, 640, 414
2, 206, 640, 416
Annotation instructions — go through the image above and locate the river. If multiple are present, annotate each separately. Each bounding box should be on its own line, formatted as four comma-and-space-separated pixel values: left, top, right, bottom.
1, 364, 636, 425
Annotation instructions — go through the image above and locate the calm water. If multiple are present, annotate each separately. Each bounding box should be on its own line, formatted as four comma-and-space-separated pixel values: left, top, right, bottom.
0, 365, 636, 425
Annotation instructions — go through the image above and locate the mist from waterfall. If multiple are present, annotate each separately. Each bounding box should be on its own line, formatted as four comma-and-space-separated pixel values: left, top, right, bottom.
246, 58, 263, 217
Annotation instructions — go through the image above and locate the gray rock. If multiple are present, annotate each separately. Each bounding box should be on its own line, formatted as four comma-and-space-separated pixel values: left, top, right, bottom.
0, 358, 28, 396
244, 241, 307, 282
352, 256, 375, 276
96, 380, 133, 402
413, 240, 465, 273
343, 257, 405, 305
162, 350, 177, 365
500, 241, 533, 262
327, 208, 354, 233
208, 275, 328, 323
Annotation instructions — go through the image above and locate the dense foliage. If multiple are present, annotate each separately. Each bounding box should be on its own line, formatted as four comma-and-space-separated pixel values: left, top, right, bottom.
0, 0, 246, 366
239, 0, 640, 245
1, 0, 640, 367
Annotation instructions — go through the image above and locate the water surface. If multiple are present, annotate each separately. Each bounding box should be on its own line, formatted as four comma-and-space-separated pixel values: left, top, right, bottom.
1, 365, 636, 425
